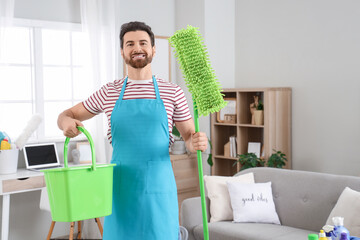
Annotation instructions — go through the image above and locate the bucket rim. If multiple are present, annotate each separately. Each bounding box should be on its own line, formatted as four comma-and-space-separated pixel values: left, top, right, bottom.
40, 163, 115, 173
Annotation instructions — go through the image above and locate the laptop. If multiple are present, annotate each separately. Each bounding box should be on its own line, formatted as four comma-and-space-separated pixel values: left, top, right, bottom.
23, 143, 62, 171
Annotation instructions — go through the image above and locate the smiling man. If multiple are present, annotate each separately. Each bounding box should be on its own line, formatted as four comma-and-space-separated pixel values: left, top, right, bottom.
57, 21, 208, 240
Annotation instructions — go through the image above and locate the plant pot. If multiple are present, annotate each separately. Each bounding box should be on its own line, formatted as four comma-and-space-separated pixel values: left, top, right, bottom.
171, 140, 186, 155
254, 110, 264, 125
0, 149, 19, 174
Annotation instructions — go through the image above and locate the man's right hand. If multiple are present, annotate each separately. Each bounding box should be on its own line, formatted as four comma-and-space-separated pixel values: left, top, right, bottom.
57, 103, 95, 138
61, 117, 84, 138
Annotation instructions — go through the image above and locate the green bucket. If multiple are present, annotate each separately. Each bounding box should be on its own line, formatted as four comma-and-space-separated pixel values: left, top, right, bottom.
41, 126, 115, 222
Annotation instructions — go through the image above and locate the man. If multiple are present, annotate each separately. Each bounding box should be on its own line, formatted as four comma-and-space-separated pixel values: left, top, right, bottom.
57, 21, 207, 239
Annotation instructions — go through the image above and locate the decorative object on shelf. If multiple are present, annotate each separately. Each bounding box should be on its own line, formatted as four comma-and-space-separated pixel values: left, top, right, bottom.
267, 150, 288, 168
71, 149, 80, 164
224, 114, 236, 124
217, 98, 236, 123
224, 141, 230, 157
250, 95, 264, 125
171, 126, 186, 155
248, 142, 261, 158
233, 153, 265, 171
76, 142, 92, 164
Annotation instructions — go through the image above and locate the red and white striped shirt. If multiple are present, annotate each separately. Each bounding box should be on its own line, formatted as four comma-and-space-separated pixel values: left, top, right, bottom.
82, 77, 192, 144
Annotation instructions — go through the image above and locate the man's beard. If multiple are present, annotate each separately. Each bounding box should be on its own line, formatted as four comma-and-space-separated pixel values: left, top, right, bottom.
125, 53, 153, 69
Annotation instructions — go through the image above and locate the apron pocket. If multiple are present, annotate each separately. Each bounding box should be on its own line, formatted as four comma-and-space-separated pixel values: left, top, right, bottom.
146, 160, 175, 194
118, 162, 146, 194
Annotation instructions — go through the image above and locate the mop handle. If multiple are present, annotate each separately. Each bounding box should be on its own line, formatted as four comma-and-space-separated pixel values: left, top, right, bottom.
63, 126, 96, 171
194, 102, 210, 240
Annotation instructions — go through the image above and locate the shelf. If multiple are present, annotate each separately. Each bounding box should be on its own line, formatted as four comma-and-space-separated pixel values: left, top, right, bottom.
214, 123, 264, 128
211, 88, 292, 176
239, 124, 264, 128
214, 155, 238, 161
214, 122, 237, 127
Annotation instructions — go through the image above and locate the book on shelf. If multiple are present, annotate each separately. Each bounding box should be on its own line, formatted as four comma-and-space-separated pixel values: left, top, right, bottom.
229, 136, 237, 158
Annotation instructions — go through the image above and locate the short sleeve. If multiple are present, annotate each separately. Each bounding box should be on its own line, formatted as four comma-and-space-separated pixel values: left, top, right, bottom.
82, 84, 109, 115
173, 86, 192, 122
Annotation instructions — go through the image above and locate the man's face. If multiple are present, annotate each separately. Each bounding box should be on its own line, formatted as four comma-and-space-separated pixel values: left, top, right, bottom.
121, 31, 155, 69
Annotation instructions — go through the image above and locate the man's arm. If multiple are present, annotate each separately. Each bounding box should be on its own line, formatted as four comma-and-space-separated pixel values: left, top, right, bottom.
175, 119, 208, 153
58, 103, 96, 138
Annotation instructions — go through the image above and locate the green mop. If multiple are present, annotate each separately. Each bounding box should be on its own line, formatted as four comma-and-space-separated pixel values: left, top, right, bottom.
169, 25, 227, 240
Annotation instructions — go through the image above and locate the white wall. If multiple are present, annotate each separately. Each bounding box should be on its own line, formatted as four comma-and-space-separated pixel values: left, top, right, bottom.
175, 0, 235, 175
235, 0, 360, 175
205, 0, 235, 89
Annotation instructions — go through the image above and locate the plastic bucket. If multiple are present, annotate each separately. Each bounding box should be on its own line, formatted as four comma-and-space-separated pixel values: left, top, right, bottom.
0, 149, 19, 174
41, 127, 115, 222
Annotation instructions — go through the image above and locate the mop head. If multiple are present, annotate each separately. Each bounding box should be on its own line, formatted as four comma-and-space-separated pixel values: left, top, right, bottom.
169, 25, 227, 116
15, 114, 42, 150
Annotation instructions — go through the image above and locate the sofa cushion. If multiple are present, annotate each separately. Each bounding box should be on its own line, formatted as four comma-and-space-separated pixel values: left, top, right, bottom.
227, 182, 280, 224
237, 168, 360, 232
193, 222, 313, 240
326, 187, 360, 237
204, 173, 254, 222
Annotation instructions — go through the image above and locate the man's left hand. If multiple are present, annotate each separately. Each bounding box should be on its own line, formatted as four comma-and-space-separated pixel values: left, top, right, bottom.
192, 132, 208, 152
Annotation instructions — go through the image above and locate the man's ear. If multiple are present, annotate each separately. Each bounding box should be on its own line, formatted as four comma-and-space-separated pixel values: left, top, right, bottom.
121, 48, 124, 59
152, 45, 156, 57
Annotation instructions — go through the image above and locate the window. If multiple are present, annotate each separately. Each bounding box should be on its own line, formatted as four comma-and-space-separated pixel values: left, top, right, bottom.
0, 19, 95, 142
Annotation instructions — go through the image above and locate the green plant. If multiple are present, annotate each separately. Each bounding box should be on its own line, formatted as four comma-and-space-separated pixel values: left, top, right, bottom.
207, 138, 213, 167
267, 150, 287, 168
256, 100, 263, 110
233, 153, 265, 171
172, 126, 183, 140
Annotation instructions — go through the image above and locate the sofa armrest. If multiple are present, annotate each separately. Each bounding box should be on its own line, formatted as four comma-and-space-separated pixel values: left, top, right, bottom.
181, 196, 210, 240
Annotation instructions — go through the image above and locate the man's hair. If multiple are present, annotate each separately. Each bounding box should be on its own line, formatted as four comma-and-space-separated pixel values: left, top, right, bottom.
119, 21, 155, 49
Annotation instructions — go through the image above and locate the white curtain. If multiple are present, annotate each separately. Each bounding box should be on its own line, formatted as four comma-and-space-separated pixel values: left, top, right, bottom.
79, 0, 120, 238
0, 0, 14, 61
80, 0, 120, 164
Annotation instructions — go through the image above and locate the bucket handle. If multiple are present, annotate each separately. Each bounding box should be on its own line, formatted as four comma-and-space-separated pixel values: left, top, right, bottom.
63, 126, 96, 171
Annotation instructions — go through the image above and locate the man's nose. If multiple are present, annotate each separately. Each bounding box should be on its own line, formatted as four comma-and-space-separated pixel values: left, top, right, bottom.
134, 43, 142, 52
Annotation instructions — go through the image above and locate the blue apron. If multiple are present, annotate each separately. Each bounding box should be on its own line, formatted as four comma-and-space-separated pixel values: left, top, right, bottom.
103, 76, 179, 239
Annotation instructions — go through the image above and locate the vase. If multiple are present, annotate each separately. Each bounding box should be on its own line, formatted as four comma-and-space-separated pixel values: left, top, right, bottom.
254, 110, 264, 125
171, 140, 186, 155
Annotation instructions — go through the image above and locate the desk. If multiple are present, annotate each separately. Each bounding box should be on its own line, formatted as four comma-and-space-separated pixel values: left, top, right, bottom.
0, 169, 45, 240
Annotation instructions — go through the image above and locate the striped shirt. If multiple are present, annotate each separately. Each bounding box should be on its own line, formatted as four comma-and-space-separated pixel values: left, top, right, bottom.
82, 77, 192, 144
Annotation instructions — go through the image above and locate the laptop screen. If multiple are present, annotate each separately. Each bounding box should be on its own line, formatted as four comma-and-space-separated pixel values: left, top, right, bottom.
23, 143, 60, 169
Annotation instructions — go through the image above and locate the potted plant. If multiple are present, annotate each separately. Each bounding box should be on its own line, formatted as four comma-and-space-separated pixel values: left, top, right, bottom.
233, 153, 265, 171
254, 99, 264, 125
207, 138, 213, 167
267, 150, 287, 168
171, 126, 186, 155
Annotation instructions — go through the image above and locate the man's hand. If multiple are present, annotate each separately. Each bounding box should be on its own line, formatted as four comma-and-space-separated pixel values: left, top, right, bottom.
61, 117, 84, 138
57, 103, 95, 138
175, 120, 208, 153
191, 132, 208, 152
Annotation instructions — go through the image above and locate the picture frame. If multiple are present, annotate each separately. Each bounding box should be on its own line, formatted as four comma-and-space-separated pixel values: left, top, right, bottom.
217, 98, 237, 123
76, 142, 92, 164
248, 142, 261, 158
123, 35, 172, 82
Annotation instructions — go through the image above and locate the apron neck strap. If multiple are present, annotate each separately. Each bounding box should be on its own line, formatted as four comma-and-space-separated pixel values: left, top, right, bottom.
152, 76, 161, 100
119, 76, 161, 100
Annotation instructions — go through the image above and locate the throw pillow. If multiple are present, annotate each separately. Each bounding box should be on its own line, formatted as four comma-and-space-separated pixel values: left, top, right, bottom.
326, 187, 360, 237
204, 173, 254, 222
226, 182, 281, 224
